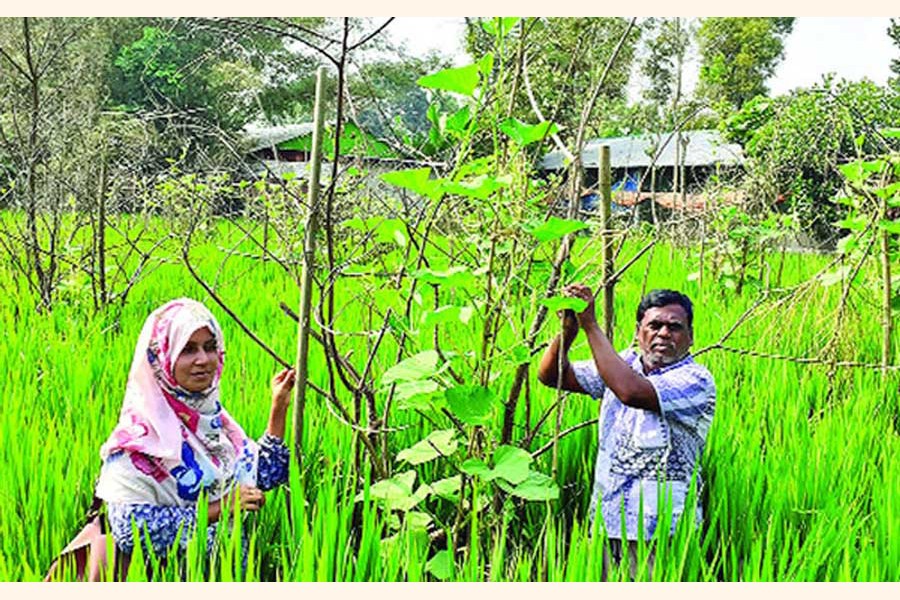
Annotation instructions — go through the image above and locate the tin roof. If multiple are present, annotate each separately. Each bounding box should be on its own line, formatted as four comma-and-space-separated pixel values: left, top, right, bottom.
540, 129, 744, 170
243, 123, 317, 153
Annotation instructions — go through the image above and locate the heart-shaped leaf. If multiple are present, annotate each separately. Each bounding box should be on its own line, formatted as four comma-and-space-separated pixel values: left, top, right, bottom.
413, 266, 475, 289
396, 429, 458, 465
381, 350, 441, 386
426, 549, 453, 580
539, 295, 588, 313
392, 379, 440, 402
481, 17, 520, 38
526, 216, 588, 243
509, 471, 560, 501
460, 458, 493, 480
443, 175, 507, 200
421, 305, 474, 328
445, 385, 495, 426
418, 63, 481, 97
491, 445, 532, 484
365, 468, 416, 498
445, 105, 472, 136
381, 167, 443, 200
879, 219, 900, 235
428, 475, 462, 500
500, 118, 558, 147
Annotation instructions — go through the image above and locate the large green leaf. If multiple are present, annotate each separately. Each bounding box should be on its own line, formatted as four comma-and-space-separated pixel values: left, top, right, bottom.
873, 182, 900, 200
445, 105, 472, 137
491, 445, 532, 484
839, 159, 887, 185
392, 379, 440, 402
526, 216, 588, 243
428, 475, 462, 500
418, 63, 481, 97
460, 458, 493, 480
509, 471, 560, 501
360, 470, 413, 503
879, 219, 900, 235
499, 118, 558, 147
836, 235, 858, 255
358, 470, 430, 511
413, 266, 475, 289
481, 17, 520, 38
442, 175, 507, 200
478, 53, 494, 77
445, 385, 495, 426
381, 167, 443, 200
421, 305, 474, 328
539, 295, 588, 313
426, 549, 453, 580
381, 350, 440, 386
405, 511, 433, 531
834, 215, 869, 231
396, 429, 458, 465
343, 217, 407, 247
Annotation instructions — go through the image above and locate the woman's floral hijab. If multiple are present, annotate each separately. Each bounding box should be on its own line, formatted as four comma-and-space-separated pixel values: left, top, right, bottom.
96, 299, 256, 504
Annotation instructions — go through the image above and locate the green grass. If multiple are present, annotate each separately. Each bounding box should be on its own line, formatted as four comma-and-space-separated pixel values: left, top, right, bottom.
1, 215, 898, 581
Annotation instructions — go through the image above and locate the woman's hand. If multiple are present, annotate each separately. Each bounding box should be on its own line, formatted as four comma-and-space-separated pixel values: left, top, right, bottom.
271, 368, 296, 413
238, 485, 266, 512
266, 368, 296, 440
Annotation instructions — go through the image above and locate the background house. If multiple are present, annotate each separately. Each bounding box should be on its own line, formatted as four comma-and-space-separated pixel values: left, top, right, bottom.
540, 129, 745, 220
243, 121, 401, 181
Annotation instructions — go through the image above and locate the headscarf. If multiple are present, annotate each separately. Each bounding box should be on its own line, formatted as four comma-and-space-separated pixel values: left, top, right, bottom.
95, 298, 258, 506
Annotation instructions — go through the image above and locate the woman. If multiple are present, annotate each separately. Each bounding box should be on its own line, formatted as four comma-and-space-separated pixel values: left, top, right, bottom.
94, 298, 295, 571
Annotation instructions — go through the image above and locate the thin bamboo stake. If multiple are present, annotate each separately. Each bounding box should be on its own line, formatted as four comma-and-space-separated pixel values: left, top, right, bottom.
881, 194, 892, 374
292, 66, 327, 465
599, 145, 615, 342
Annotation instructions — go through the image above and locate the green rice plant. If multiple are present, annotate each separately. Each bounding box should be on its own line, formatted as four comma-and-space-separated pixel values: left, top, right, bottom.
1, 202, 898, 581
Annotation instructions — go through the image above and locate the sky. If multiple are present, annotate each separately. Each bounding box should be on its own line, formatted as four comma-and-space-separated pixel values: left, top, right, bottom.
386, 17, 898, 98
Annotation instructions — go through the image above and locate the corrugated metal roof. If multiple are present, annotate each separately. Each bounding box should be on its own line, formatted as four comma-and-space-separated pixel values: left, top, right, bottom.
540, 129, 744, 170
243, 123, 316, 152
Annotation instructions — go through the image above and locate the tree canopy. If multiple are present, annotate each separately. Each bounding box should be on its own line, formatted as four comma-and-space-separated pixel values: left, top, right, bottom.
696, 17, 795, 110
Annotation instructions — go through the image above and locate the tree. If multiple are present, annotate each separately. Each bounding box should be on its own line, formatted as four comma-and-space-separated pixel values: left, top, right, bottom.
93, 17, 348, 177
464, 17, 641, 144
347, 52, 455, 157
0, 18, 162, 311
722, 78, 900, 242
889, 18, 900, 89
641, 17, 693, 120
696, 17, 795, 110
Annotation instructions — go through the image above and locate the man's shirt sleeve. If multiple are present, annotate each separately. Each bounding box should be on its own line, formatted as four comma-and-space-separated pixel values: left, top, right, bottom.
571, 359, 606, 399
645, 362, 716, 437
570, 349, 637, 400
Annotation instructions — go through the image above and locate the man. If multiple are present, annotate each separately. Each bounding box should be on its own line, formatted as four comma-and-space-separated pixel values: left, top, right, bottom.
537, 284, 715, 578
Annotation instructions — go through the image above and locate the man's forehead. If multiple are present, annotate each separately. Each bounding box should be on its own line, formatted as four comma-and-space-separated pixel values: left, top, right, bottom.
640, 304, 689, 324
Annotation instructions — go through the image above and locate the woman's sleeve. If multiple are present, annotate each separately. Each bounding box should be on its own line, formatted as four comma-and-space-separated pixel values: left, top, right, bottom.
106, 502, 197, 556
256, 433, 290, 491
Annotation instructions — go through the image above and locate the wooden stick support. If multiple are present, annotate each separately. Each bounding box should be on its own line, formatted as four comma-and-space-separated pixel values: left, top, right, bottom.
599, 145, 615, 343
292, 66, 327, 464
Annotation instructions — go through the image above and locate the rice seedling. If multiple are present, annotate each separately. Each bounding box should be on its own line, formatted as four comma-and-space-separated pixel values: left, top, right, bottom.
1, 215, 897, 582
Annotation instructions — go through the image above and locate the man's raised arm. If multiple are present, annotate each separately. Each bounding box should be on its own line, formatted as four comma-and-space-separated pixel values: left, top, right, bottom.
537, 308, 586, 394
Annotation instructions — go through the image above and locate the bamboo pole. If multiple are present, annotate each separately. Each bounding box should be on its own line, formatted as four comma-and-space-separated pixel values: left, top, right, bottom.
881, 229, 891, 373
599, 145, 615, 342
292, 66, 327, 464
881, 187, 892, 374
